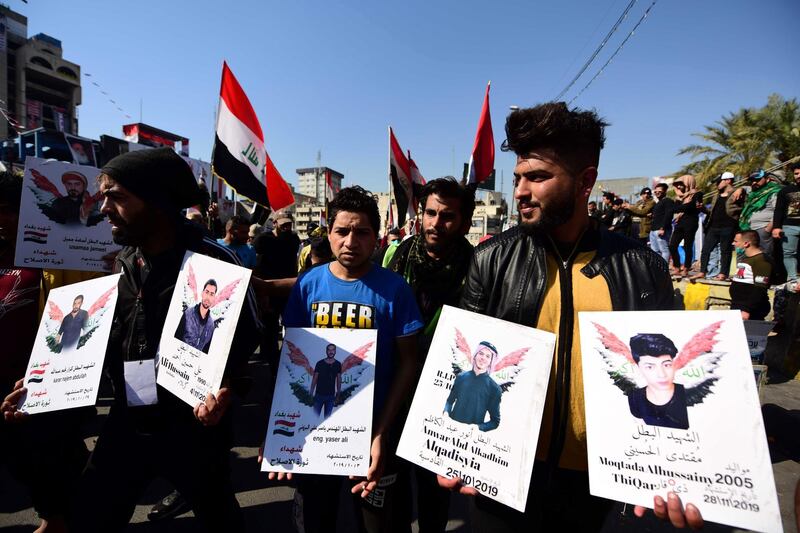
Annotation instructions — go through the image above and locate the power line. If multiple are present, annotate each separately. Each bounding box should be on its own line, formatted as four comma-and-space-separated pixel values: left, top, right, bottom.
568, 0, 659, 106
554, 0, 638, 102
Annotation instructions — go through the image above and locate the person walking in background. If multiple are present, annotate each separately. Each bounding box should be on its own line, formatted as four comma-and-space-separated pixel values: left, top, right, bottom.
668, 175, 703, 276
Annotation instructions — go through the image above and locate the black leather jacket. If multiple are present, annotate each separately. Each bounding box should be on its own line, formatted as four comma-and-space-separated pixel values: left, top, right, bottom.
459, 224, 674, 470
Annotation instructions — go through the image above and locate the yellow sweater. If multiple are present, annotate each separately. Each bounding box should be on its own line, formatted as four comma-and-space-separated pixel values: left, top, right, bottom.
534, 250, 612, 471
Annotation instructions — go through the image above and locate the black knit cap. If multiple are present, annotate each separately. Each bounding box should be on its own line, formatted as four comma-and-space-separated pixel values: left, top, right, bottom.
100, 148, 202, 210
629, 333, 678, 362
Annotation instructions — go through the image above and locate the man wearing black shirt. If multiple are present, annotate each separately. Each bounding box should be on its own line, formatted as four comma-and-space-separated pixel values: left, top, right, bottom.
649, 183, 673, 262
691, 172, 742, 281
772, 163, 800, 282
310, 343, 342, 418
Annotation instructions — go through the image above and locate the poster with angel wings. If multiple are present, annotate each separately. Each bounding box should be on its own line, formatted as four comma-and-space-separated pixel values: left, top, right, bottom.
19, 274, 121, 414
396, 305, 556, 511
262, 327, 377, 476
579, 310, 781, 533
14, 157, 120, 272
155, 251, 251, 408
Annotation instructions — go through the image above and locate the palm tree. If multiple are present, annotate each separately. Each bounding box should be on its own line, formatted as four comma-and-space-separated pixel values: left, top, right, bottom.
676, 94, 800, 190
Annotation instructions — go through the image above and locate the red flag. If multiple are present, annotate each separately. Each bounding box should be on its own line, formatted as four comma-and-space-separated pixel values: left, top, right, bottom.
325, 169, 338, 203
467, 82, 494, 185
264, 150, 294, 210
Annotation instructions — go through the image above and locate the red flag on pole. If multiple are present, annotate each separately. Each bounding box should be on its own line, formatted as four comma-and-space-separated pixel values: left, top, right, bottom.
388, 127, 415, 227
467, 82, 494, 186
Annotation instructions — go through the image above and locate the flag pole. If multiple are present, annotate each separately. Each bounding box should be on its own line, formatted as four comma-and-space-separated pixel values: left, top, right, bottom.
387, 126, 394, 236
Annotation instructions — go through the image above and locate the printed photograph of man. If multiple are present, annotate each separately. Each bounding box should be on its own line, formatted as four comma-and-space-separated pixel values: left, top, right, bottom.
174, 279, 217, 354
57, 294, 88, 351
46, 171, 102, 226
627, 333, 689, 430
443, 341, 502, 432
309, 343, 342, 419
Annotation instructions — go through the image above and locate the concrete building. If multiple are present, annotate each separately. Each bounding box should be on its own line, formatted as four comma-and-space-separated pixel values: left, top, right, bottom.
467, 191, 506, 246
590, 176, 653, 204
296, 166, 343, 205
1, 6, 82, 139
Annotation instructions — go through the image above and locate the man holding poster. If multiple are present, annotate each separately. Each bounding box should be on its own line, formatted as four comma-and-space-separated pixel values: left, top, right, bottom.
62, 148, 260, 532
452, 103, 697, 530
280, 186, 423, 533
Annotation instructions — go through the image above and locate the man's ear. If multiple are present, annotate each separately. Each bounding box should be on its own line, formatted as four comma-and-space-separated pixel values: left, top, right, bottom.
578, 167, 598, 200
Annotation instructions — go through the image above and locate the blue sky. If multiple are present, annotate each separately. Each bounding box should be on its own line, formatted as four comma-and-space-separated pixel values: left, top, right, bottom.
13, 0, 800, 200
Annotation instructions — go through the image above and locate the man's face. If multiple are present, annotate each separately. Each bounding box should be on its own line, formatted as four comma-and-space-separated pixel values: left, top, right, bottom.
201, 284, 217, 309
231, 223, 249, 244
329, 211, 377, 271
99, 175, 152, 246
588, 202, 597, 213
732, 233, 748, 251
717, 179, 731, 191
422, 193, 464, 254
637, 354, 676, 391
72, 297, 83, 313
473, 346, 495, 374
751, 177, 767, 191
326, 344, 336, 358
64, 178, 85, 199
793, 168, 800, 184
641, 192, 651, 202
654, 187, 666, 200
513, 150, 587, 232
388, 235, 400, 245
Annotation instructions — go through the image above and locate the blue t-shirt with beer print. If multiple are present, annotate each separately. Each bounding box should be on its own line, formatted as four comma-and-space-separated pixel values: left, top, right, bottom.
283, 263, 423, 415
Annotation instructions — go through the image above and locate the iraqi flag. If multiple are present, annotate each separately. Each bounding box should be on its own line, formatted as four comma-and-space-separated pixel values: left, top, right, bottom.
212, 62, 294, 210
467, 82, 494, 186
324, 169, 339, 203
388, 127, 415, 227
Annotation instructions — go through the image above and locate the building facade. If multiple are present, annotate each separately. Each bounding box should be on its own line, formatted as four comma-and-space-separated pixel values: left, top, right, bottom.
296, 166, 343, 205
1, 6, 82, 140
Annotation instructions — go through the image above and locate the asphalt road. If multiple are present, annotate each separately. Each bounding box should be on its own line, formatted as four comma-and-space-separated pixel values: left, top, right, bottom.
2, 360, 798, 532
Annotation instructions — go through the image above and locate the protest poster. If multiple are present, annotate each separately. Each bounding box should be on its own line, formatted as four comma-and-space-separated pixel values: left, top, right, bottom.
579, 310, 781, 533
19, 274, 121, 414
261, 327, 377, 476
155, 251, 251, 407
14, 157, 120, 272
396, 305, 556, 511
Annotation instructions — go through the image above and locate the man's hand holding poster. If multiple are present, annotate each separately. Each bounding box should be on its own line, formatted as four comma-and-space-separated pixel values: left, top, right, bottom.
14, 157, 120, 272
156, 251, 251, 408
19, 274, 121, 414
261, 327, 377, 476
396, 305, 556, 511
579, 310, 781, 533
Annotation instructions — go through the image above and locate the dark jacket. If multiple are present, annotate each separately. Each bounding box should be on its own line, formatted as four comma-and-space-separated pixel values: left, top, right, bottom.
703, 192, 742, 231
651, 197, 675, 232
108, 221, 261, 430
175, 304, 215, 354
459, 224, 673, 469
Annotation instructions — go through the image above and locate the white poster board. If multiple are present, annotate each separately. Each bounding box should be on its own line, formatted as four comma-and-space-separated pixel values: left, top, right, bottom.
396, 306, 556, 511
579, 310, 781, 533
14, 157, 120, 272
155, 251, 251, 407
19, 274, 121, 414
262, 327, 377, 476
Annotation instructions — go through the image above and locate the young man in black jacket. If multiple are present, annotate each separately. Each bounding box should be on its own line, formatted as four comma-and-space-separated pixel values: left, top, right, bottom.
438, 102, 700, 531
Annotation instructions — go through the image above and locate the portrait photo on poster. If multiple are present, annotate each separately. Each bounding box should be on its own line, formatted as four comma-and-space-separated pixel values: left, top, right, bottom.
15, 158, 120, 272
396, 305, 556, 512
262, 327, 377, 477
579, 310, 783, 533
20, 274, 121, 414
156, 251, 251, 408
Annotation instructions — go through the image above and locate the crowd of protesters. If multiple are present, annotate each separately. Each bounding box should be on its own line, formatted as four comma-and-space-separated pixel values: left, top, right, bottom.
0, 102, 798, 533
596, 162, 800, 322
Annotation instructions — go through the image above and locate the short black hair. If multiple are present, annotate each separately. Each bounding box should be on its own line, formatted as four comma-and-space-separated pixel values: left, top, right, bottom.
613, 198, 624, 206
387, 227, 401, 237
0, 170, 22, 210
418, 177, 476, 223
328, 186, 380, 235
74, 294, 84, 303
654, 183, 669, 192
502, 102, 608, 173
736, 229, 760, 246
790, 162, 800, 172
326, 343, 336, 351
203, 279, 218, 292
226, 215, 249, 231
310, 236, 332, 260
630, 333, 678, 362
